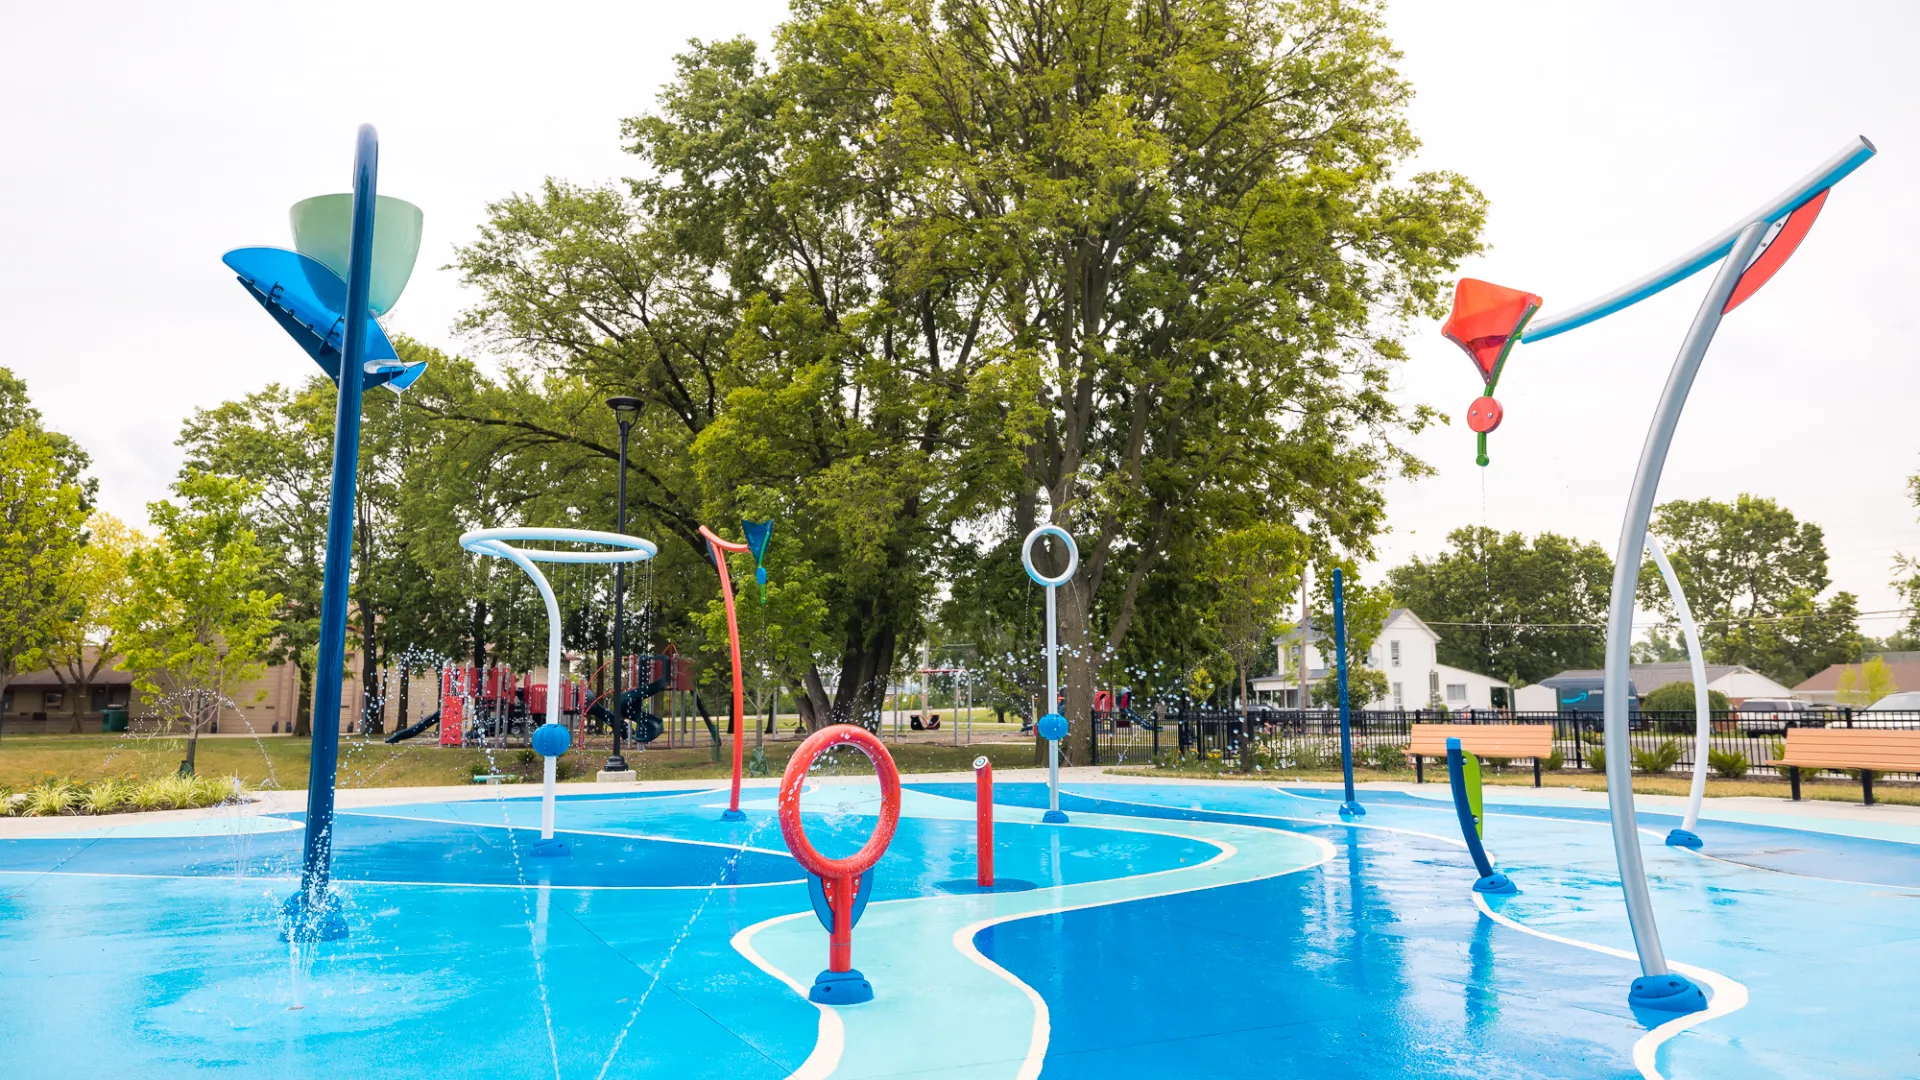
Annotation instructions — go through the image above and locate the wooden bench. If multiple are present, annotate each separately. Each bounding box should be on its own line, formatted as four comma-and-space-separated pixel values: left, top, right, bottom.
1406, 723, 1555, 787
1767, 728, 1920, 805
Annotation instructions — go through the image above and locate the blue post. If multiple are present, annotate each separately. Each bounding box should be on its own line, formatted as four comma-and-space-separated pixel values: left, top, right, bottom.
1332, 568, 1363, 817
1446, 738, 1515, 895
284, 125, 380, 943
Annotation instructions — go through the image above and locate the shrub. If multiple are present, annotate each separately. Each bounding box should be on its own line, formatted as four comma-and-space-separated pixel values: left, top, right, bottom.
1586, 746, 1605, 773
82, 779, 133, 814
1708, 748, 1750, 779
1641, 682, 1732, 714
747, 745, 770, 778
1543, 749, 1565, 772
0, 787, 13, 817
129, 777, 175, 811
1362, 743, 1406, 772
1632, 739, 1684, 775
22, 782, 77, 817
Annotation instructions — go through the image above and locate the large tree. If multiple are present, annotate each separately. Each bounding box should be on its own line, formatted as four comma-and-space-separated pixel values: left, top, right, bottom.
1387, 526, 1613, 686
452, 0, 1481, 747
113, 473, 281, 775
1646, 495, 1862, 684
46, 512, 146, 729
0, 427, 90, 707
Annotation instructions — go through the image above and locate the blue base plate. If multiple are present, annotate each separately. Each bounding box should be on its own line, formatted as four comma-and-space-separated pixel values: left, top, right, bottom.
809, 968, 874, 1005
1629, 972, 1708, 1013
1041, 810, 1070, 824
279, 890, 350, 943
1664, 828, 1703, 849
1473, 872, 1517, 895
720, 808, 748, 822
1339, 801, 1366, 817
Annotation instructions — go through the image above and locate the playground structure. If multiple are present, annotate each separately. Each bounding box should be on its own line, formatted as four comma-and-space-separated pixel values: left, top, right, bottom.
222, 125, 424, 942
777, 723, 902, 1004
1444, 134, 1877, 1011
1021, 523, 1077, 824
459, 527, 659, 856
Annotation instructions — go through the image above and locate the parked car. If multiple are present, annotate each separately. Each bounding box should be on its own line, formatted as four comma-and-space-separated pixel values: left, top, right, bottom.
1849, 691, 1920, 728
1733, 697, 1816, 732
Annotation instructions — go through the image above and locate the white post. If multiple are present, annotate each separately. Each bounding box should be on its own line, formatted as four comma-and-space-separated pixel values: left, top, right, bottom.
1646, 534, 1712, 842
1023, 525, 1079, 824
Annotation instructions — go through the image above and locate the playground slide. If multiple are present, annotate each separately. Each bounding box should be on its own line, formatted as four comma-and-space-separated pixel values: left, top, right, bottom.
383, 710, 441, 744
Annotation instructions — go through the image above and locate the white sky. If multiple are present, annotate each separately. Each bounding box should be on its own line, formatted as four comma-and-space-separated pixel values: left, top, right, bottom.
3, 1, 1917, 627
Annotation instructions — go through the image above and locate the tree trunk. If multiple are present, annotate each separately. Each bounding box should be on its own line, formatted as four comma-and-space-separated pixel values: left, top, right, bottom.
396, 665, 412, 731
293, 660, 313, 737
1053, 577, 1098, 767
181, 692, 202, 776
360, 622, 382, 735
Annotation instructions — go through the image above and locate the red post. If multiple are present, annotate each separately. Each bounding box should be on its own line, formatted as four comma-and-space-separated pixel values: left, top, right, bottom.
829, 874, 855, 972
699, 525, 754, 819
974, 755, 994, 887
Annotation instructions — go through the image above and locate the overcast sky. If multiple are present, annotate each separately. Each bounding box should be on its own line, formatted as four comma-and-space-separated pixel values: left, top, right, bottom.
4, 2, 1917, 630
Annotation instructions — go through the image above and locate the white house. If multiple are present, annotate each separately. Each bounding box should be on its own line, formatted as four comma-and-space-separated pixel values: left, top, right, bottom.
1249, 608, 1508, 711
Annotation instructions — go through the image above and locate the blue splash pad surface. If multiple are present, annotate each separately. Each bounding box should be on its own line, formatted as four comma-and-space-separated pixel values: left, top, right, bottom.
1, 780, 1915, 1079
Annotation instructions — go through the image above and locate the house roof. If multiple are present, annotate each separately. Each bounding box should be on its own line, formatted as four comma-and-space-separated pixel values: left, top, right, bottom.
1543, 663, 1772, 694
1384, 608, 1441, 641
1796, 657, 1920, 694
9, 648, 135, 687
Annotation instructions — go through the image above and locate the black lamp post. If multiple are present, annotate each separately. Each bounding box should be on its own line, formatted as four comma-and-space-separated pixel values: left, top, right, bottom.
605, 396, 643, 773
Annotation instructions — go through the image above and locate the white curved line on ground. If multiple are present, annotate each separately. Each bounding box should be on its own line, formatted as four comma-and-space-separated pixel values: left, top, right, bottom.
731, 911, 846, 1080
339, 810, 793, 857
0, 868, 805, 891
1680, 846, 1920, 893
1471, 893, 1748, 1080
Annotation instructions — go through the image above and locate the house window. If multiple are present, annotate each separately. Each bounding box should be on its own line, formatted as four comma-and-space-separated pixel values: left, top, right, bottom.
1390, 641, 1401, 667
44, 691, 64, 711
1446, 683, 1468, 702
1392, 682, 1404, 706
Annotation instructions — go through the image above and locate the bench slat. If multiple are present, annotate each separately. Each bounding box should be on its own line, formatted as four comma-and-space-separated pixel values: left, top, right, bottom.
1769, 728, 1920, 771
1405, 723, 1553, 758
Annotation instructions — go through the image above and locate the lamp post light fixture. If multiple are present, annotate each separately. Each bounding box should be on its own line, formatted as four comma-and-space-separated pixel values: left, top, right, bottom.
604, 395, 644, 775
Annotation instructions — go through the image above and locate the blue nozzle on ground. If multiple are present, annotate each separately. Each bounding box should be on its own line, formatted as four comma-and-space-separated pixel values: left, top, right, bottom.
720, 808, 747, 822
809, 968, 873, 1005
280, 889, 349, 943
1041, 810, 1070, 824
1629, 972, 1709, 1013
1665, 828, 1703, 849
1473, 872, 1517, 895
1339, 801, 1366, 818
530, 839, 570, 858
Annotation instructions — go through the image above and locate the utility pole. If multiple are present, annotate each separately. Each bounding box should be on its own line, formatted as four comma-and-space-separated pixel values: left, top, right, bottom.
1298, 567, 1310, 710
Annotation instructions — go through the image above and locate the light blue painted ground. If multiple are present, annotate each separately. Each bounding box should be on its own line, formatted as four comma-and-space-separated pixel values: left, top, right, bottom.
2, 777, 1914, 1078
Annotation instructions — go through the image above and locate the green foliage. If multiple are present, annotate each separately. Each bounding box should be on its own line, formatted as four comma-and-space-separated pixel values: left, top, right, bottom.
1387, 526, 1613, 685
1312, 666, 1390, 709
1708, 748, 1751, 779
1647, 495, 1863, 685
1632, 738, 1684, 774
747, 745, 770, 778
1543, 748, 1565, 772
21, 780, 77, 816
1640, 681, 1731, 714
1586, 746, 1605, 773
0, 424, 90, 691
1361, 742, 1408, 772
112, 473, 281, 773
1202, 524, 1308, 711
1835, 657, 1897, 707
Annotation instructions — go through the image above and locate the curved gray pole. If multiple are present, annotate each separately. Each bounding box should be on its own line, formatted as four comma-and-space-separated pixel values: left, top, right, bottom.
1603, 220, 1768, 980
1645, 534, 1711, 838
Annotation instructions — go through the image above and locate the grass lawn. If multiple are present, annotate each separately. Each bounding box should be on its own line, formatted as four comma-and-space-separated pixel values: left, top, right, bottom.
1115, 762, 1920, 807
0, 733, 1038, 791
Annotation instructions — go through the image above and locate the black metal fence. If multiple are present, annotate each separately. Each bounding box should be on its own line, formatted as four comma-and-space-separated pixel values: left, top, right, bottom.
1088, 706, 1920, 783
